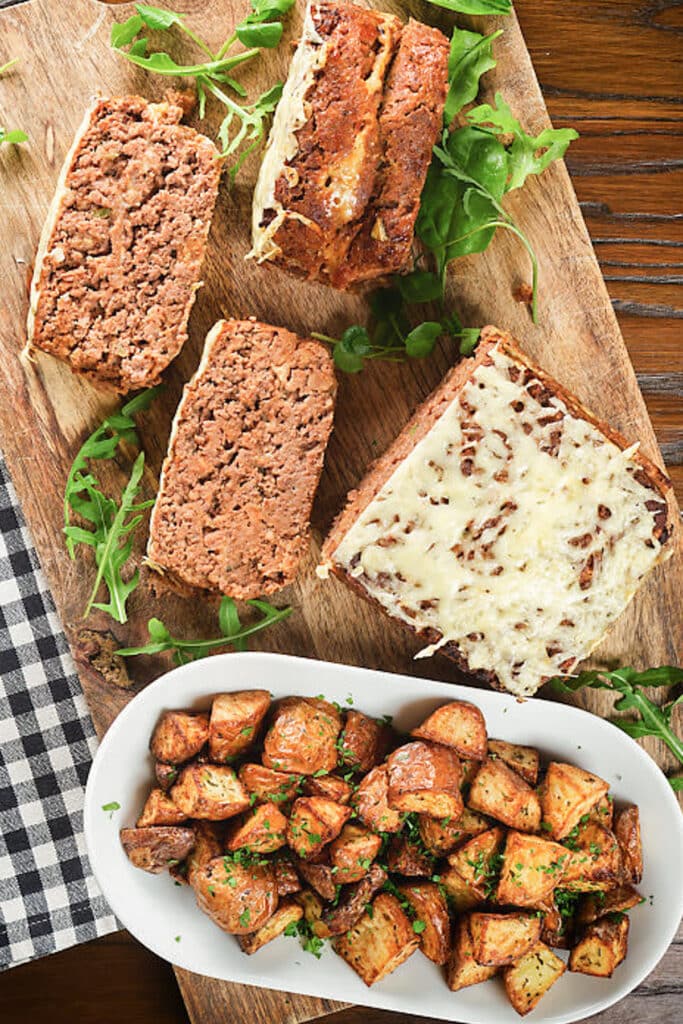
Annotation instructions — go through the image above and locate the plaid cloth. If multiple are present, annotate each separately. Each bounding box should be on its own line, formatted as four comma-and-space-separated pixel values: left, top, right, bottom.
0, 456, 117, 969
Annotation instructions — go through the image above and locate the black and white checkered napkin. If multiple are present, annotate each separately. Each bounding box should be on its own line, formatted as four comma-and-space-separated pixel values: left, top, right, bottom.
0, 455, 117, 969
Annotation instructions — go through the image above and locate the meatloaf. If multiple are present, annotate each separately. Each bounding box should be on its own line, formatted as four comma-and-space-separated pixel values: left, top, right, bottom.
147, 318, 337, 598
26, 95, 221, 393
319, 327, 674, 696
250, 1, 448, 289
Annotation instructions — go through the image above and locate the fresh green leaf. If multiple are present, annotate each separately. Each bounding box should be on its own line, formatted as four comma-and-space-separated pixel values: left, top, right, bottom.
102, 800, 121, 819
0, 128, 28, 145
424, 0, 511, 14
0, 58, 20, 76
669, 777, 683, 792
397, 270, 443, 304
135, 3, 186, 31
445, 28, 502, 124
218, 596, 247, 653
458, 327, 481, 356
412, 919, 427, 934
404, 322, 441, 358
236, 22, 283, 48
111, 15, 145, 48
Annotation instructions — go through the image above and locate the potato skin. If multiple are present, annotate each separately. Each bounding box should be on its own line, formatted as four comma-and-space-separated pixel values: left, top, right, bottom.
171, 763, 250, 820
419, 807, 490, 856
540, 762, 609, 840
469, 912, 542, 966
238, 763, 302, 805
569, 915, 629, 977
397, 881, 450, 965
412, 700, 487, 761
447, 916, 498, 992
263, 697, 342, 775
120, 826, 195, 874
272, 854, 302, 897
614, 806, 642, 884
136, 787, 187, 827
386, 836, 434, 877
303, 773, 353, 804
487, 739, 539, 786
226, 801, 288, 855
496, 831, 569, 908
296, 859, 338, 901
209, 690, 270, 762
150, 710, 209, 764
387, 741, 463, 819
238, 898, 303, 954
352, 764, 403, 833
286, 796, 351, 859
334, 892, 419, 986
446, 826, 505, 900
503, 941, 566, 1015
329, 824, 382, 883
323, 863, 387, 935
561, 822, 622, 892
576, 884, 642, 926
186, 821, 224, 888
193, 857, 278, 934
468, 757, 541, 833
339, 711, 393, 772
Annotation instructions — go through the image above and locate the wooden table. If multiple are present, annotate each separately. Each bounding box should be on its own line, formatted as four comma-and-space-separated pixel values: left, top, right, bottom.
1, 1, 681, 1022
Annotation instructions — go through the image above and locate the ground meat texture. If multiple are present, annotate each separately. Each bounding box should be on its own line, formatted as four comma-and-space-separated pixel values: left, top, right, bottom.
27, 95, 220, 393
147, 318, 336, 598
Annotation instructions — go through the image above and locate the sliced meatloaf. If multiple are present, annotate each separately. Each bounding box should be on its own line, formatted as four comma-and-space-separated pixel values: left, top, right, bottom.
147, 318, 337, 598
26, 95, 221, 393
250, 1, 448, 289
319, 327, 674, 696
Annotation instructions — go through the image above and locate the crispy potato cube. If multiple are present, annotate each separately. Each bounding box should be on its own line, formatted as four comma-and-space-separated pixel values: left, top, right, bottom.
387, 741, 463, 819
155, 761, 180, 791
186, 821, 223, 888
419, 807, 490, 856
209, 690, 270, 762
339, 710, 394, 772
238, 763, 301, 806
136, 788, 187, 827
468, 757, 541, 833
150, 710, 209, 764
447, 827, 505, 900
503, 942, 566, 1015
397, 881, 450, 965
496, 831, 570, 908
614, 805, 642, 884
576, 884, 642, 926
352, 764, 403, 833
323, 864, 387, 936
193, 857, 278, 934
263, 697, 341, 775
447, 916, 498, 991
459, 759, 480, 788
238, 898, 303, 954
412, 700, 487, 761
470, 912, 543, 966
569, 915, 629, 977
439, 867, 483, 913
171, 763, 249, 820
329, 824, 382, 883
562, 822, 622, 893
287, 796, 351, 859
226, 801, 287, 854
488, 739, 539, 786
296, 858, 338, 901
295, 888, 332, 939
587, 793, 613, 829
334, 892, 419, 986
120, 826, 195, 874
540, 762, 609, 840
272, 854, 301, 897
540, 897, 575, 949
303, 773, 353, 804
386, 836, 434, 877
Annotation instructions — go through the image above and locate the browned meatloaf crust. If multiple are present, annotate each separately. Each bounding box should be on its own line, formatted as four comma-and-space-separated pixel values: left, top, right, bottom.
27, 95, 221, 393
147, 318, 337, 598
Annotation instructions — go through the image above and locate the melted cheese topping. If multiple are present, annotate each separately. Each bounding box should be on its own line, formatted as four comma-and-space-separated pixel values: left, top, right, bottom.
330, 346, 670, 695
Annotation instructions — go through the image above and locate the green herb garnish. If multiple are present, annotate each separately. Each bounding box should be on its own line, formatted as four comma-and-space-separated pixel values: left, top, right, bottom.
0, 59, 27, 146
102, 800, 121, 819
425, 0, 511, 14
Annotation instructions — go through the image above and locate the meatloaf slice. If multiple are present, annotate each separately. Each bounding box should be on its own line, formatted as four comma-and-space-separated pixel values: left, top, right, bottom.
26, 95, 221, 393
319, 327, 674, 697
147, 318, 337, 598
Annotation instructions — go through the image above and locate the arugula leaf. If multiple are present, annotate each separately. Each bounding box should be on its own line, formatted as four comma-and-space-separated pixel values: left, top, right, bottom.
117, 596, 292, 664
0, 127, 28, 146
424, 0, 511, 13
445, 28, 502, 125
136, 3, 187, 31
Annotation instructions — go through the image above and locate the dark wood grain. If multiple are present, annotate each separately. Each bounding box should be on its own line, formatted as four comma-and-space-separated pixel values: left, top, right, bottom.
0, 1, 681, 1024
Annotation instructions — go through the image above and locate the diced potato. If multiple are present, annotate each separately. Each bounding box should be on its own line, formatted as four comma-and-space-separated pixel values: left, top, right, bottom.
587, 793, 613, 829
272, 854, 302, 897
412, 700, 487, 761
540, 762, 609, 840
569, 915, 629, 977
339, 710, 393, 772
226, 801, 287, 855
171, 763, 250, 820
446, 916, 498, 992
386, 836, 434, 877
561, 822, 622, 893
468, 757, 541, 833
334, 892, 419, 986
186, 821, 223, 888
614, 805, 643, 884
419, 807, 490, 856
496, 831, 570, 908
262, 697, 341, 775
469, 912, 542, 966
487, 739, 539, 786
387, 741, 463, 819
397, 881, 450, 965
155, 761, 179, 791
136, 788, 187, 827
303, 773, 353, 804
329, 823, 382, 883
208, 690, 270, 762
238, 763, 302, 806
540, 897, 575, 949
120, 826, 195, 874
286, 796, 351, 859
238, 898, 303, 954
193, 857, 278, 934
576, 884, 643, 926
447, 827, 505, 900
459, 759, 480, 788
150, 710, 209, 764
503, 942, 566, 1016
323, 864, 387, 936
296, 858, 337, 901
439, 867, 483, 913
352, 764, 403, 833
295, 888, 333, 939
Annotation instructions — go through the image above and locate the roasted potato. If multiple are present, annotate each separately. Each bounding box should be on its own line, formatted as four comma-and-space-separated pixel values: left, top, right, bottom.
238, 763, 302, 806
576, 884, 642, 926
334, 892, 419, 985
386, 836, 434, 877
263, 697, 342, 775
226, 801, 288, 855
446, 916, 499, 992
136, 788, 187, 827
352, 764, 403, 833
614, 805, 643, 884
468, 757, 541, 833
387, 741, 463, 819
238, 898, 303, 954
171, 763, 250, 820
329, 823, 382, 883
150, 710, 209, 764
209, 690, 270, 762
412, 699, 487, 761
286, 796, 351, 859
469, 912, 543, 966
439, 866, 482, 913
296, 858, 337, 901
193, 857, 278, 934
569, 914, 629, 977
155, 761, 179, 792
323, 863, 387, 935
446, 827, 505, 901
459, 759, 480, 788
496, 831, 570, 908
397, 881, 450, 965
303, 773, 353, 804
338, 710, 394, 772
561, 822, 622, 893
503, 942, 566, 1015
540, 762, 609, 840
272, 853, 302, 897
488, 739, 540, 786
120, 826, 195, 874
540, 897, 575, 949
295, 887, 332, 939
587, 793, 614, 829
419, 807, 490, 856
185, 821, 223, 888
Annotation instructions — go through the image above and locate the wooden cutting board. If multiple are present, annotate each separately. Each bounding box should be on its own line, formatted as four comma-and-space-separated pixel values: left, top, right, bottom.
0, 1, 681, 1022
